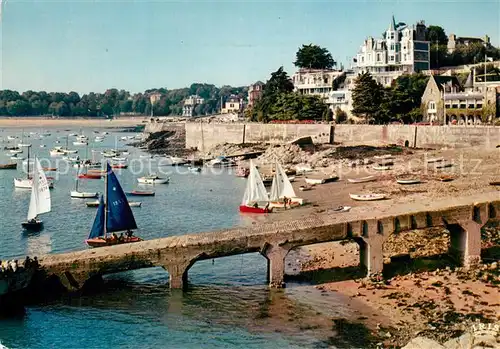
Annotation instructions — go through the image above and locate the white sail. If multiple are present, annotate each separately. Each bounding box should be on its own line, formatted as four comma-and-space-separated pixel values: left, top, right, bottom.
27, 158, 51, 220
270, 161, 296, 201
241, 160, 269, 205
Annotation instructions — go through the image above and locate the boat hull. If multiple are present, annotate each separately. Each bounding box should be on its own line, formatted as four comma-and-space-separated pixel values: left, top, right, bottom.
347, 176, 376, 183
21, 219, 43, 231
0, 163, 17, 170
396, 179, 421, 185
85, 236, 142, 248
305, 178, 325, 185
349, 194, 385, 201
14, 178, 54, 189
71, 191, 99, 198
239, 205, 272, 214
78, 174, 102, 179
126, 191, 155, 196
137, 178, 169, 184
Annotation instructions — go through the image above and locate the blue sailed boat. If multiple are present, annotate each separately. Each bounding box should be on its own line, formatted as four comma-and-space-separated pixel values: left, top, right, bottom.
85, 163, 142, 247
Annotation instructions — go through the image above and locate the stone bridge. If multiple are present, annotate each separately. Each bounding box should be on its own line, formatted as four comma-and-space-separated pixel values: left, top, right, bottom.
39, 192, 500, 291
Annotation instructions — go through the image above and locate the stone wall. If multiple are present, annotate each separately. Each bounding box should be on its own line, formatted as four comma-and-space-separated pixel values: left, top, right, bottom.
184, 123, 333, 150
335, 125, 500, 148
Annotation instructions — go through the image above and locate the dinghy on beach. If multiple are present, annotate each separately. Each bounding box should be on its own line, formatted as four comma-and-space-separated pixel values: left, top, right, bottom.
349, 193, 386, 201
347, 176, 376, 183
239, 160, 272, 214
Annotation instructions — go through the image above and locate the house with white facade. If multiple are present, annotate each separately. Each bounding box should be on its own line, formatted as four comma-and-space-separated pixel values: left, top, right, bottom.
182, 95, 204, 117
354, 16, 430, 87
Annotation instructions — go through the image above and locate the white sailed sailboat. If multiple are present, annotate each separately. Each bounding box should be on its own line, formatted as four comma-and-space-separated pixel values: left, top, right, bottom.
21, 158, 51, 230
269, 161, 304, 207
239, 160, 272, 214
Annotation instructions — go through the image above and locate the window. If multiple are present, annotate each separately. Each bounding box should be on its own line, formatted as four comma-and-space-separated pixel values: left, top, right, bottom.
390, 44, 395, 50
429, 101, 436, 110
390, 55, 394, 61
230, 104, 234, 108
390, 33, 394, 39
377, 53, 381, 61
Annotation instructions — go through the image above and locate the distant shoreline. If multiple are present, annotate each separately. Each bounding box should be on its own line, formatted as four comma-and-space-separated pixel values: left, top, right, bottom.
0, 117, 147, 128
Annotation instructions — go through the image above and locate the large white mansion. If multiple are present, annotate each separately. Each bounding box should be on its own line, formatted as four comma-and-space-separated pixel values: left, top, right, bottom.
354, 17, 430, 87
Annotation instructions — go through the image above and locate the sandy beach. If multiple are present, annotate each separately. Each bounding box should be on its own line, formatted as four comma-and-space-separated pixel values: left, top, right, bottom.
0, 117, 147, 129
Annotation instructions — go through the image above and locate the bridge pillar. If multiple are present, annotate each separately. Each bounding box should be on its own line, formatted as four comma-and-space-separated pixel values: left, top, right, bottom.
261, 243, 289, 288
162, 262, 191, 289
448, 221, 482, 268
356, 237, 384, 277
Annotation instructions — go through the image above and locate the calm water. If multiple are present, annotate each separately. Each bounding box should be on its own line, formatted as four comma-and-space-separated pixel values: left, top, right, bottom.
0, 127, 337, 349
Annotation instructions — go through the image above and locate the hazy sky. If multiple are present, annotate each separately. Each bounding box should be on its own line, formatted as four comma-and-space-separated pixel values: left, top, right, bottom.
1, 0, 499, 94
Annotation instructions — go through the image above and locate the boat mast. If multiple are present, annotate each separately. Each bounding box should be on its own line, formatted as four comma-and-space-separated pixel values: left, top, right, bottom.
103, 162, 108, 239
26, 145, 31, 179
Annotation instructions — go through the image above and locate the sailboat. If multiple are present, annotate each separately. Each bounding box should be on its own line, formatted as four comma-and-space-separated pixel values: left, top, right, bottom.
71, 164, 99, 198
21, 158, 51, 230
85, 163, 142, 247
239, 160, 273, 214
269, 161, 304, 207
14, 146, 54, 189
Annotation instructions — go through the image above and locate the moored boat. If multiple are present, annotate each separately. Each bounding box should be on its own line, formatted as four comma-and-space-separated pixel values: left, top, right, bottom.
111, 163, 128, 169
137, 174, 169, 184
269, 161, 304, 207
126, 190, 155, 196
396, 178, 421, 185
349, 193, 386, 201
85, 164, 142, 247
372, 165, 392, 171
189, 167, 202, 173
347, 176, 376, 183
299, 185, 312, 191
0, 163, 17, 170
78, 173, 102, 179
427, 157, 444, 163
86, 200, 141, 207
304, 177, 325, 185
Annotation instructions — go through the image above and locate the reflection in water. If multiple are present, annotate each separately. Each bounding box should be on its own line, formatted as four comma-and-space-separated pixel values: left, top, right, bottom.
25, 233, 52, 257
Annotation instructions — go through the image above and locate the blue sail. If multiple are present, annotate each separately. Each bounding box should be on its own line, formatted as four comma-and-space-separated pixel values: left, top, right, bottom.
105, 163, 137, 233
88, 195, 105, 239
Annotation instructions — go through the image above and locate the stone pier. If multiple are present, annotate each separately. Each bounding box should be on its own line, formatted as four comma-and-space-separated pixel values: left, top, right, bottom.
38, 192, 500, 291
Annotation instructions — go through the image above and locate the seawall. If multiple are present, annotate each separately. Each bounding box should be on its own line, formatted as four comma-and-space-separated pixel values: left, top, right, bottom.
183, 123, 334, 150
144, 122, 500, 150
334, 125, 500, 149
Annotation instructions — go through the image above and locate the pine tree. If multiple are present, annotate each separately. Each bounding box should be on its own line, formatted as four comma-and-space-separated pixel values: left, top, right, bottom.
351, 72, 383, 123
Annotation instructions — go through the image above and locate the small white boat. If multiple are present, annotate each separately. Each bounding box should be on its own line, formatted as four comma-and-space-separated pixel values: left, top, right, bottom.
139, 154, 152, 159
347, 176, 376, 183
112, 157, 127, 162
295, 165, 313, 174
427, 157, 444, 163
304, 178, 325, 185
372, 165, 392, 171
373, 154, 393, 160
10, 154, 23, 160
65, 149, 78, 154
7, 136, 16, 140
207, 156, 236, 168
349, 193, 386, 201
299, 185, 312, 191
40, 144, 46, 148
137, 174, 170, 185
167, 156, 186, 165
102, 150, 118, 158
189, 167, 202, 173
18, 143, 31, 148
86, 200, 142, 207
14, 178, 54, 189
287, 176, 296, 182
94, 138, 104, 143
70, 191, 99, 199
120, 136, 128, 141
73, 141, 88, 146
330, 205, 351, 213
10, 149, 23, 154
50, 149, 66, 157
68, 133, 78, 137
122, 151, 129, 155
396, 179, 421, 185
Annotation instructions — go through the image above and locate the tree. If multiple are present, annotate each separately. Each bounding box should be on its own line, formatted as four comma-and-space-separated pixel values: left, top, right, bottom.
263, 67, 293, 95
334, 107, 347, 123
351, 72, 383, 123
385, 74, 429, 122
426, 25, 448, 45
294, 44, 335, 70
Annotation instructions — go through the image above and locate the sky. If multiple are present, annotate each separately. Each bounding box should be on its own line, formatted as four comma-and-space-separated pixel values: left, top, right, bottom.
0, 0, 499, 94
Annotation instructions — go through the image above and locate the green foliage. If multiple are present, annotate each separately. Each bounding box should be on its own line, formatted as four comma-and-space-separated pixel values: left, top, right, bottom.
334, 107, 347, 123
430, 40, 500, 69
0, 84, 248, 117
248, 66, 328, 122
351, 72, 384, 123
294, 44, 335, 70
426, 25, 448, 45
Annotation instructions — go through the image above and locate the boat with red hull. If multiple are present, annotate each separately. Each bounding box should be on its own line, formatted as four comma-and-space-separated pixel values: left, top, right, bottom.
78, 173, 102, 179
85, 236, 142, 247
239, 205, 272, 214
